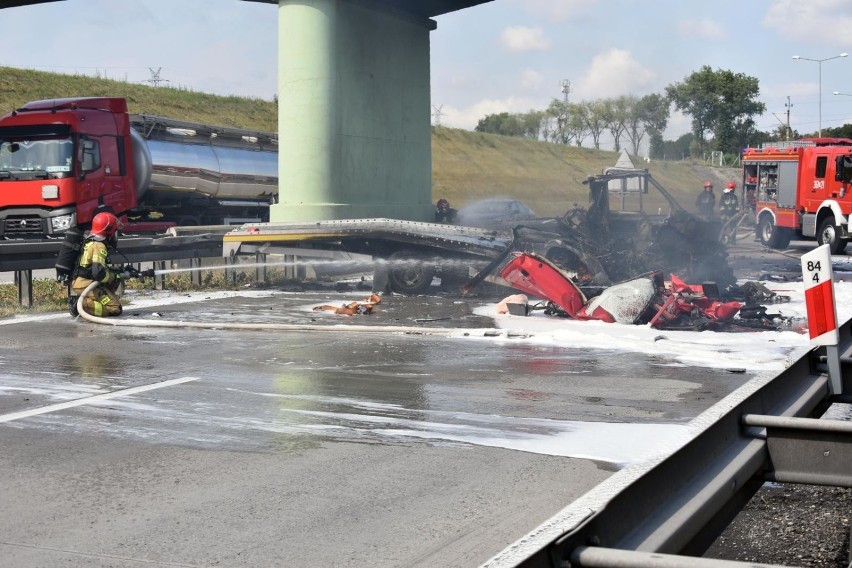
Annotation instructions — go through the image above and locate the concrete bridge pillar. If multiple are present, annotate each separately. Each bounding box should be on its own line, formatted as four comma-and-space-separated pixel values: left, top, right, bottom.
274, 0, 435, 222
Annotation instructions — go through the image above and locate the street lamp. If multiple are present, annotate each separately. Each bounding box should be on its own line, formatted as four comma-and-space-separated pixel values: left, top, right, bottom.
834, 91, 852, 97
792, 53, 848, 137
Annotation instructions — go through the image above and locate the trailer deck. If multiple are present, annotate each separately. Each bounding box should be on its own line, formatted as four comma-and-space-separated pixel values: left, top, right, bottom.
221, 218, 516, 294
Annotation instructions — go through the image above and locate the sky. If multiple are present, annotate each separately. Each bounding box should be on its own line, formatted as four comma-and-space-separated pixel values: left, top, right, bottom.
4, 0, 852, 151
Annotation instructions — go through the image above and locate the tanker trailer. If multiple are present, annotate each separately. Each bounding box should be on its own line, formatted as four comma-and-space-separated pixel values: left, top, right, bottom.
0, 97, 277, 238
129, 114, 277, 228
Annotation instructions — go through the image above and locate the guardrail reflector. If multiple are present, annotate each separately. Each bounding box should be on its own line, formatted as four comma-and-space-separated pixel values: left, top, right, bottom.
801, 244, 838, 346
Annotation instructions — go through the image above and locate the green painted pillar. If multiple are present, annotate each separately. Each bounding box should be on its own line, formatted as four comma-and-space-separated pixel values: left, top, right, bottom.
275, 0, 435, 222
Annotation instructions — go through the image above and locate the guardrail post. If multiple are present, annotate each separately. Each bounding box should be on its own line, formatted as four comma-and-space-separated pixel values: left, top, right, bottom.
15, 270, 33, 308
226, 256, 236, 285
255, 253, 266, 284
801, 244, 842, 394
155, 261, 166, 291
190, 258, 201, 287
284, 254, 295, 280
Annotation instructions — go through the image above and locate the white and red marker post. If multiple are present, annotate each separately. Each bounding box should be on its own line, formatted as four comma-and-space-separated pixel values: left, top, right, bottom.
801, 244, 842, 394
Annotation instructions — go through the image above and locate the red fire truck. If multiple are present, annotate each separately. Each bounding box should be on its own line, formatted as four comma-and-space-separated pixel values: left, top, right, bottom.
744, 138, 852, 254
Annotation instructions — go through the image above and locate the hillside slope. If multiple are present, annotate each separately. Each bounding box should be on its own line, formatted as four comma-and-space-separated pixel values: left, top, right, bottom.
431, 126, 739, 216
0, 67, 737, 215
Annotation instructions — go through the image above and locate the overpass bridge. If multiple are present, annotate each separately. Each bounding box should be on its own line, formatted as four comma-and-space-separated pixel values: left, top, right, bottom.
3, 0, 493, 222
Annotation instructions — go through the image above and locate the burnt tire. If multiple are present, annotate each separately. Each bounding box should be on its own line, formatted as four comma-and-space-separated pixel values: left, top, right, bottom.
386, 251, 436, 295
758, 215, 791, 249
817, 218, 846, 255
177, 215, 201, 226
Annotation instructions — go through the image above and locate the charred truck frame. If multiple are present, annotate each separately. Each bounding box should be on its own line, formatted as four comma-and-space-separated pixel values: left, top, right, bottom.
222, 169, 735, 296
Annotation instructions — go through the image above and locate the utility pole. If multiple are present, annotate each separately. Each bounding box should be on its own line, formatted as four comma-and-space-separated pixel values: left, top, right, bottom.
144, 67, 170, 87
431, 105, 443, 126
559, 79, 571, 143
561, 79, 571, 105
785, 96, 793, 141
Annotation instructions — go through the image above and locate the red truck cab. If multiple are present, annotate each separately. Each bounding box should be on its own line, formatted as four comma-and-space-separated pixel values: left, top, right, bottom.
0, 97, 138, 238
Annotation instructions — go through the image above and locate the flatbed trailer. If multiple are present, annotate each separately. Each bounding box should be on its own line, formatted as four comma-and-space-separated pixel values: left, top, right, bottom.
221, 218, 515, 294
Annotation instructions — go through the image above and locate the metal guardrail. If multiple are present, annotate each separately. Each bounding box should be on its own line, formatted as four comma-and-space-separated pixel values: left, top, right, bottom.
0, 233, 225, 273
508, 318, 852, 568
0, 233, 225, 306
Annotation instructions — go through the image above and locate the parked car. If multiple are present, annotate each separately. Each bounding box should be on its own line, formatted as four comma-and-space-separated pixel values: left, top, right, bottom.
457, 198, 537, 228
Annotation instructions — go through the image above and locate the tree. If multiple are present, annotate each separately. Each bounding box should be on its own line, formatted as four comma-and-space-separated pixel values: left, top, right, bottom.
626, 93, 670, 156
566, 103, 590, 147
580, 100, 608, 149
601, 97, 629, 152
520, 110, 546, 140
474, 110, 546, 140
475, 112, 522, 136
666, 66, 766, 155
655, 132, 694, 161
545, 99, 571, 144
822, 124, 852, 139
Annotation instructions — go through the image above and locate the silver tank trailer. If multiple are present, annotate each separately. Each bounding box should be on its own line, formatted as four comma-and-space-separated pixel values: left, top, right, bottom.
129, 116, 277, 202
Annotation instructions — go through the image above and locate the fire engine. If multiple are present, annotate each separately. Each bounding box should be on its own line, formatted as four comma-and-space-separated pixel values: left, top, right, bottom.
743, 138, 852, 253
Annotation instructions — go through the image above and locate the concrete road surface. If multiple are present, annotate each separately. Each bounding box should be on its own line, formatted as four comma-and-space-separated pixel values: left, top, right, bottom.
0, 278, 763, 568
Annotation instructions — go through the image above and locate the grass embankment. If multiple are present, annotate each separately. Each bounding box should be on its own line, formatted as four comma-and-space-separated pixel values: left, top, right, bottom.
1, 66, 736, 214
0, 67, 277, 131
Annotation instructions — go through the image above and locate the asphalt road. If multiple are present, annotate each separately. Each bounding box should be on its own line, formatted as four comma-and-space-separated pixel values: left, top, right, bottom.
0, 258, 775, 568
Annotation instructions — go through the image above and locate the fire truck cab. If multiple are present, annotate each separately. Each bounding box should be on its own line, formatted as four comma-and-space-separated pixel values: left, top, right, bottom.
744, 138, 852, 254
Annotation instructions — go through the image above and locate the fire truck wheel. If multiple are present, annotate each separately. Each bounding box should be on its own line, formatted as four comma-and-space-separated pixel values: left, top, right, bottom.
758, 216, 791, 249
386, 250, 436, 295
817, 218, 846, 255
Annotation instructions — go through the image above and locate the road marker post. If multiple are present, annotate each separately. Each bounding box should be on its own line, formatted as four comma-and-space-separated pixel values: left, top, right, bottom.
801, 244, 842, 394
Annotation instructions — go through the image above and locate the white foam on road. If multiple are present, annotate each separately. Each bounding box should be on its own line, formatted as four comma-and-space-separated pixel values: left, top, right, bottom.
473, 279, 852, 372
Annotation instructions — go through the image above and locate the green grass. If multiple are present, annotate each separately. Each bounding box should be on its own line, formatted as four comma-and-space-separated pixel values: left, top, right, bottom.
0, 67, 277, 131
431, 125, 739, 215
0, 269, 288, 318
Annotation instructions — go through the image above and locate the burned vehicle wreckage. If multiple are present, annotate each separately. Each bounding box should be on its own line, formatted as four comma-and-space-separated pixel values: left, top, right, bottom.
465, 169, 789, 332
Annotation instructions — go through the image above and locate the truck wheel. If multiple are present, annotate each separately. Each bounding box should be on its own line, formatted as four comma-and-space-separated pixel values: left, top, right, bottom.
758, 216, 791, 249
178, 215, 201, 226
817, 218, 846, 254
387, 251, 436, 295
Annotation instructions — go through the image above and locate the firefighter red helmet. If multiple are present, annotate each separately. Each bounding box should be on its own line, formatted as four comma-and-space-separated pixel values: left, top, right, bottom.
437, 198, 450, 211
90, 212, 122, 240
704, 181, 713, 189
726, 181, 737, 190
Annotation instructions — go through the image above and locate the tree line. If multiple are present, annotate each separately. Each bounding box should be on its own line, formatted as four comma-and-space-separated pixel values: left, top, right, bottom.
473, 66, 796, 160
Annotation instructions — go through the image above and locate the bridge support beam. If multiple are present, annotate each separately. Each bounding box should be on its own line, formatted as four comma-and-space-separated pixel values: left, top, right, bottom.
275, 0, 435, 222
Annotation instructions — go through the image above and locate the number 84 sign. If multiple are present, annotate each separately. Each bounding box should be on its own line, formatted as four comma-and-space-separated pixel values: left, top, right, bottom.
801, 244, 838, 346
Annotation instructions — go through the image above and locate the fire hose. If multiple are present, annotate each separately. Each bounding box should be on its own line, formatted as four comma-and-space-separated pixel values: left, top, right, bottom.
75, 281, 506, 337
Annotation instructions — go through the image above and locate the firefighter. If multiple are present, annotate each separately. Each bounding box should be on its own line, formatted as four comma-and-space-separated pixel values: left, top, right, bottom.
695, 181, 716, 217
719, 182, 739, 219
69, 211, 130, 317
719, 181, 740, 243
435, 198, 458, 224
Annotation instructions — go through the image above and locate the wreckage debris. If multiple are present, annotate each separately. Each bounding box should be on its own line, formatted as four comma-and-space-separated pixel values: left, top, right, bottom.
313, 293, 382, 315
463, 170, 739, 301
496, 294, 530, 316
498, 252, 790, 332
